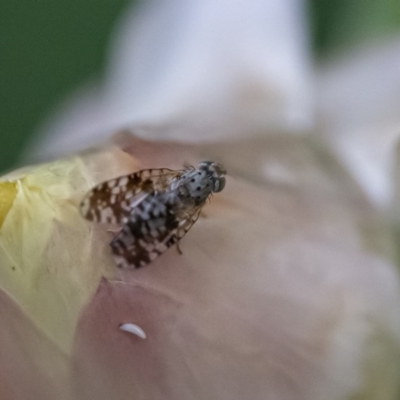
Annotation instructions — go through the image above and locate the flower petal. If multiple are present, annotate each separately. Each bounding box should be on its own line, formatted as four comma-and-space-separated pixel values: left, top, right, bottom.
3, 137, 400, 398
72, 161, 400, 399
105, 0, 313, 140
317, 38, 400, 208
0, 181, 17, 228
0, 287, 68, 400
0, 147, 138, 352
29, 0, 313, 161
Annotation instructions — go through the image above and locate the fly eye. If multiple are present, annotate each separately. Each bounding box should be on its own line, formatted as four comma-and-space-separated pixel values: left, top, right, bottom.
212, 177, 226, 193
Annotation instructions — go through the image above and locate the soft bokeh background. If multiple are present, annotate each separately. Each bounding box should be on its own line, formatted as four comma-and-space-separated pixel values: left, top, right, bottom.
0, 0, 130, 172
1, 0, 400, 173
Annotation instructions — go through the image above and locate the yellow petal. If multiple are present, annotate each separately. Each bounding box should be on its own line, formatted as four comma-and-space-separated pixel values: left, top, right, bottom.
0, 181, 17, 228
0, 147, 138, 352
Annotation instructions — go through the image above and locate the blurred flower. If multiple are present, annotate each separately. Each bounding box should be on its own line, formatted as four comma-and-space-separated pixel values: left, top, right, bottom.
28, 0, 313, 159
317, 38, 400, 208
4, 1, 400, 400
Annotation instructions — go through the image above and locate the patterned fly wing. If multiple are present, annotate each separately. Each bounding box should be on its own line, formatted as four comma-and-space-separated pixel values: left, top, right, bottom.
80, 168, 182, 224
110, 198, 202, 269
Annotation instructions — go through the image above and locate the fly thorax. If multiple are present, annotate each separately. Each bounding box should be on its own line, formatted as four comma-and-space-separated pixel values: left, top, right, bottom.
177, 170, 212, 206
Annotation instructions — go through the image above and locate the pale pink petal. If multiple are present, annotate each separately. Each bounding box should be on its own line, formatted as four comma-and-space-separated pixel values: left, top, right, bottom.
0, 288, 69, 400
71, 142, 400, 399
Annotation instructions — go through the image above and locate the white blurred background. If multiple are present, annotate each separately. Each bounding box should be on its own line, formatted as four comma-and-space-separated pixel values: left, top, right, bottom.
2, 0, 400, 208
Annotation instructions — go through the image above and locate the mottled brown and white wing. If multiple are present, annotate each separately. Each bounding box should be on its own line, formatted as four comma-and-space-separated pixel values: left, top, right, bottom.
111, 204, 202, 269
80, 168, 182, 224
